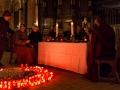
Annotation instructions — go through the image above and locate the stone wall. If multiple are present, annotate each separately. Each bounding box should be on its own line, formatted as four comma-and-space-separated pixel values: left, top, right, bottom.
27, 0, 35, 28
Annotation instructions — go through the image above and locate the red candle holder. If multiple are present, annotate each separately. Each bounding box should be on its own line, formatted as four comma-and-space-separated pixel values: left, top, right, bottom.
60, 38, 63, 42
20, 64, 24, 68
46, 39, 49, 42
25, 64, 28, 68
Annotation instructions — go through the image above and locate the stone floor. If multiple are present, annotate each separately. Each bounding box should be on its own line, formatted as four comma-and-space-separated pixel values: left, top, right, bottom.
1, 52, 120, 90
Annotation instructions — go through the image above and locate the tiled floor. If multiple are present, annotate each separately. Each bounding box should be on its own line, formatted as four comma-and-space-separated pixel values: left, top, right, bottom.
1, 52, 120, 90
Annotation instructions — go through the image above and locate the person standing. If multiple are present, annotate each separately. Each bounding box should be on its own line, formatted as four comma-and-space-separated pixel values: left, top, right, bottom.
86, 15, 116, 81
0, 10, 11, 66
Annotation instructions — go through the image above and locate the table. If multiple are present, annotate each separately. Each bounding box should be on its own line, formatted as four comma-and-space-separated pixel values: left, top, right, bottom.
38, 42, 88, 74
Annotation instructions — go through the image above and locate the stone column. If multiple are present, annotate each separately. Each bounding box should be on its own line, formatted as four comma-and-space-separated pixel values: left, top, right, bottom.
21, 0, 27, 25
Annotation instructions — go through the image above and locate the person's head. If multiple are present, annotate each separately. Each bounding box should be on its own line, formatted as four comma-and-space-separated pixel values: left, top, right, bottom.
84, 17, 87, 22
82, 22, 84, 27
52, 25, 56, 31
19, 24, 26, 32
32, 25, 39, 32
94, 15, 107, 26
76, 25, 81, 31
84, 27, 89, 33
66, 24, 71, 31
2, 10, 11, 21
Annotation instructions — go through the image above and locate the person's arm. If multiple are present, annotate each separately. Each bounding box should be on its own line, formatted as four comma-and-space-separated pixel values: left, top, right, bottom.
7, 28, 14, 35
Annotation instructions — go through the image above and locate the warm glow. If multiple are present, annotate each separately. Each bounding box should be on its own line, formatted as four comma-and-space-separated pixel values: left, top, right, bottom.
71, 22, 74, 35
0, 65, 53, 89
34, 23, 38, 26
56, 23, 58, 37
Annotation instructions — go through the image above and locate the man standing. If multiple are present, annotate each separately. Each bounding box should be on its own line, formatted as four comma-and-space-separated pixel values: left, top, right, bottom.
0, 10, 11, 66
86, 15, 116, 81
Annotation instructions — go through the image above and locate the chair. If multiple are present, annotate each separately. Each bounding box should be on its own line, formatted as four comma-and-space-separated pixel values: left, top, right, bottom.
95, 53, 120, 83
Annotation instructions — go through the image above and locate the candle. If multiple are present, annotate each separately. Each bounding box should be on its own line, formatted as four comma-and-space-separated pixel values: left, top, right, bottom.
56, 23, 58, 37
71, 22, 74, 35
60, 38, 63, 42
25, 64, 28, 68
20, 64, 24, 68
84, 37, 87, 41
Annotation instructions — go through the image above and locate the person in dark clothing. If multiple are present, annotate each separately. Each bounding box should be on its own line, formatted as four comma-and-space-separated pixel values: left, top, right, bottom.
86, 15, 116, 82
0, 10, 11, 66
74, 25, 85, 41
84, 27, 92, 41
28, 25, 42, 54
62, 24, 71, 40
13, 24, 37, 65
49, 25, 56, 40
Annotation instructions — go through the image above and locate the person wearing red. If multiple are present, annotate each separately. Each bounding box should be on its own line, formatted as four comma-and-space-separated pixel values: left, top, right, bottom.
13, 24, 37, 65
86, 15, 116, 81
0, 10, 11, 66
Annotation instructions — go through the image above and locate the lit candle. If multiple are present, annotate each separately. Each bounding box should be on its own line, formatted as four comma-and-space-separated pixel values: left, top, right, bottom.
71, 22, 74, 35
84, 36, 87, 41
56, 23, 58, 37
60, 38, 63, 42
20, 64, 24, 68
25, 64, 28, 68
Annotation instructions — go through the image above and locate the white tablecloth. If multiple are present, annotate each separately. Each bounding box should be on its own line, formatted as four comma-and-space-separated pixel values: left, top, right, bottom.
38, 42, 88, 74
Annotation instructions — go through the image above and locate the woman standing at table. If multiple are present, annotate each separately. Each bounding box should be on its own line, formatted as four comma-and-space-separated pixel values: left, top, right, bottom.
86, 15, 116, 81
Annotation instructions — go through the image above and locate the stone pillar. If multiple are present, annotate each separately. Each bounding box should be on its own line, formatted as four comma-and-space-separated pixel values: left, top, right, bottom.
21, 0, 27, 25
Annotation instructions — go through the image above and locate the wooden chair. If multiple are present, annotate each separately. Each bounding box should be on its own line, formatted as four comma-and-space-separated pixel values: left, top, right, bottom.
95, 54, 120, 83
